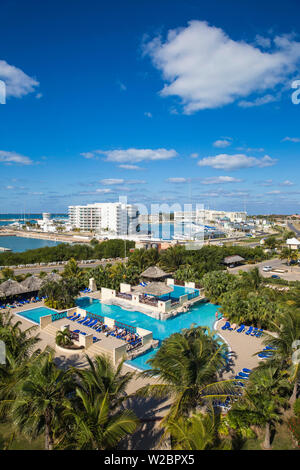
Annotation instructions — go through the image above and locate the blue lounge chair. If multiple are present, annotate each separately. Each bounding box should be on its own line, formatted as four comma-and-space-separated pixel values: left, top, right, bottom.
242, 368, 252, 373
251, 328, 258, 336
88, 319, 98, 328
255, 329, 263, 338
71, 314, 81, 321
77, 316, 89, 324
238, 372, 249, 379
245, 326, 253, 335
222, 321, 230, 330
236, 324, 245, 333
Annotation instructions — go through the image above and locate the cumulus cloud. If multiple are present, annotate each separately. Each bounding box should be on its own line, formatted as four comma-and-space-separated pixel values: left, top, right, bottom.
213, 139, 232, 148
166, 177, 190, 183
282, 136, 300, 143
143, 20, 300, 112
190, 152, 199, 159
97, 148, 178, 163
198, 153, 277, 170
0, 150, 33, 165
144, 112, 153, 118
118, 164, 144, 170
201, 176, 243, 184
81, 152, 97, 159
100, 179, 124, 185
0, 59, 39, 98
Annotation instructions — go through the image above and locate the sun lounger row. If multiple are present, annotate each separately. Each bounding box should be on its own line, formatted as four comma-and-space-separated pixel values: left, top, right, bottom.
0, 296, 46, 309
221, 321, 263, 338
258, 345, 276, 359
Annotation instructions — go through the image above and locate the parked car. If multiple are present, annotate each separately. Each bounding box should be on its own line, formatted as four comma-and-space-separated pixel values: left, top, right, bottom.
271, 275, 280, 279
262, 266, 272, 272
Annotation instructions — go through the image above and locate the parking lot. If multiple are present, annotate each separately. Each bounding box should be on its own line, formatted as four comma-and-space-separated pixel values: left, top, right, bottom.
229, 258, 300, 282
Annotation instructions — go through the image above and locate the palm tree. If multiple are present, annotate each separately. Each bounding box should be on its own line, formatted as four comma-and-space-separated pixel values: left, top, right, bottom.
136, 327, 237, 424
228, 366, 290, 449
240, 267, 262, 291
75, 355, 135, 410
0, 311, 42, 420
164, 408, 226, 450
62, 258, 85, 287
9, 350, 74, 450
260, 309, 300, 405
159, 245, 185, 272
61, 389, 139, 450
55, 329, 72, 347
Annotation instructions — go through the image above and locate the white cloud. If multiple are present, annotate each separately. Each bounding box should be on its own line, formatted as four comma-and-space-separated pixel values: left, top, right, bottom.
118, 164, 143, 170
280, 180, 294, 186
0, 59, 39, 98
201, 176, 242, 184
81, 152, 97, 159
144, 112, 153, 118
239, 94, 278, 108
0, 150, 33, 165
282, 137, 300, 143
97, 148, 178, 163
190, 152, 199, 159
100, 179, 124, 185
213, 139, 232, 148
255, 35, 272, 49
266, 190, 281, 195
198, 153, 277, 170
166, 177, 189, 183
143, 20, 300, 112
96, 188, 112, 193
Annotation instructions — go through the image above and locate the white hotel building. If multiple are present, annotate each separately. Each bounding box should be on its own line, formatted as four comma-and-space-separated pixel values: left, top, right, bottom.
174, 209, 247, 224
68, 202, 139, 235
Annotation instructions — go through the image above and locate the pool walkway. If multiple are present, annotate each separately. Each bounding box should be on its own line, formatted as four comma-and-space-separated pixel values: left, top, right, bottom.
215, 318, 265, 378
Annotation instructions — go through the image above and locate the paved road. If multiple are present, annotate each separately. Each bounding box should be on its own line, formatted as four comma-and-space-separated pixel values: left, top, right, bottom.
229, 257, 300, 282
287, 222, 300, 237
8, 258, 126, 275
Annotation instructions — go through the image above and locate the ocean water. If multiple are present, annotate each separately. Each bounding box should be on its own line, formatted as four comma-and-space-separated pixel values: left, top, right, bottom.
0, 236, 62, 253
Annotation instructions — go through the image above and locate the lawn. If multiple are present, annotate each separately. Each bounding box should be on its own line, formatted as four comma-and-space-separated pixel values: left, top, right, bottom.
242, 422, 298, 450
0, 421, 44, 450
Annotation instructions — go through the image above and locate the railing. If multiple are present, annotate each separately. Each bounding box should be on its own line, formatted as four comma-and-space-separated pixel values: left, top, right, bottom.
116, 292, 132, 300
114, 320, 136, 333
174, 279, 185, 286
139, 295, 158, 307
51, 311, 67, 322
87, 312, 104, 323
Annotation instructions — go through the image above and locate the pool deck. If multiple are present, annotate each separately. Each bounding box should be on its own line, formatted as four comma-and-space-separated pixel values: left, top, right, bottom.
215, 318, 264, 378
4, 302, 266, 445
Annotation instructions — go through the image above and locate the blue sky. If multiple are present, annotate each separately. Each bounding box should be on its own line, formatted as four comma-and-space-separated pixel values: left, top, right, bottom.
1, 0, 300, 215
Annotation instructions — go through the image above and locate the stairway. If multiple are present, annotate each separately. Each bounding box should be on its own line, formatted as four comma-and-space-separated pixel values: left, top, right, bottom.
43, 324, 59, 337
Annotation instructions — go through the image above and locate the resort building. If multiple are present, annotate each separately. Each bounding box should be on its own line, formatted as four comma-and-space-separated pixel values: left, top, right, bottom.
286, 237, 300, 250
174, 209, 247, 224
68, 202, 139, 235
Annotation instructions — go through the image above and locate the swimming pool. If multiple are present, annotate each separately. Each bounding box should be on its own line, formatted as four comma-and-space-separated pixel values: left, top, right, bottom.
16, 306, 57, 324
159, 284, 199, 301
76, 297, 219, 370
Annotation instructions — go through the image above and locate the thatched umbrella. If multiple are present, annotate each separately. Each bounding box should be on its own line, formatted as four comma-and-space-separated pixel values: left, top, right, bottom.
0, 279, 27, 297
135, 281, 173, 297
42, 272, 62, 283
140, 266, 169, 280
20, 276, 43, 293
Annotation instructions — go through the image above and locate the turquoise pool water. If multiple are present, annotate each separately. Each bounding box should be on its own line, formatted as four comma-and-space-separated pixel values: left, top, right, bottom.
17, 306, 56, 323
76, 297, 219, 370
159, 284, 199, 301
